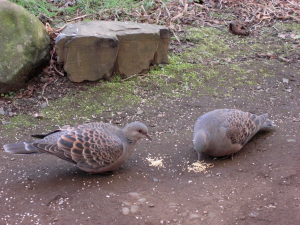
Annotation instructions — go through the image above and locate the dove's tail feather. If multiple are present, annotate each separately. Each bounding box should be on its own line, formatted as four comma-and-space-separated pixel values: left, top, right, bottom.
3, 142, 40, 155
261, 119, 276, 129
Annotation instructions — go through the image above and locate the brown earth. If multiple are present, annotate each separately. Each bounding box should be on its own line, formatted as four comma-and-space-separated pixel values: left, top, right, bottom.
0, 24, 300, 225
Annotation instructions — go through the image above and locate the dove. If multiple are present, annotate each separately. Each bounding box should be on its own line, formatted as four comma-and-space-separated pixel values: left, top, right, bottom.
193, 109, 275, 160
3, 121, 151, 173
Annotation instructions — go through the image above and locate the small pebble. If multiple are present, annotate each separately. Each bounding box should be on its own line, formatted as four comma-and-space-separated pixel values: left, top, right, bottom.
190, 214, 200, 220
148, 203, 154, 208
122, 201, 131, 206
138, 198, 147, 203
41, 102, 48, 109
285, 88, 292, 93
249, 212, 259, 218
267, 204, 276, 209
128, 192, 140, 198
122, 207, 130, 215
287, 139, 296, 143
0, 108, 5, 115
136, 110, 143, 115
282, 78, 289, 84
169, 203, 178, 207
131, 205, 139, 213
153, 178, 158, 182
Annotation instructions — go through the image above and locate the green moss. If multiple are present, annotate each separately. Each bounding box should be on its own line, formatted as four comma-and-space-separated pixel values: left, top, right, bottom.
0, 22, 286, 133
274, 21, 300, 33
41, 81, 140, 125
0, 2, 50, 83
3, 113, 38, 130
180, 27, 229, 60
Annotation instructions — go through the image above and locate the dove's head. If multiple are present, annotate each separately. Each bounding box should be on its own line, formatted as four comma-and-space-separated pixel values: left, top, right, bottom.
193, 129, 209, 161
124, 122, 152, 142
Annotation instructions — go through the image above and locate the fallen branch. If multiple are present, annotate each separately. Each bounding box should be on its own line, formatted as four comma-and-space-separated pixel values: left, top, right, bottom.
66, 14, 88, 22
170, 28, 181, 43
121, 73, 139, 82
55, 21, 74, 33
41, 78, 57, 106
50, 48, 64, 76
53, 64, 64, 76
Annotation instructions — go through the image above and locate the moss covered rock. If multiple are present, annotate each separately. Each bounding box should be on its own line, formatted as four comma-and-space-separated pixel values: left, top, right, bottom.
0, 0, 50, 94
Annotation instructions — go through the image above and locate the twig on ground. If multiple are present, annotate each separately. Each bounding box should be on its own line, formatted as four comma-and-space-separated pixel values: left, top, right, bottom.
139, 74, 150, 80
66, 14, 88, 22
171, 29, 181, 43
41, 78, 57, 106
55, 23, 68, 33
121, 74, 139, 82
50, 48, 65, 76
53, 64, 64, 76
160, 0, 171, 17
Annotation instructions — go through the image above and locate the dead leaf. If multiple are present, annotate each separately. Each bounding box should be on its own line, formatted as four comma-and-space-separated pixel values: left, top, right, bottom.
292, 34, 300, 39
278, 56, 290, 62
157, 113, 165, 117
23, 84, 35, 98
229, 20, 249, 36
32, 113, 45, 119
278, 33, 286, 39
45, 22, 54, 34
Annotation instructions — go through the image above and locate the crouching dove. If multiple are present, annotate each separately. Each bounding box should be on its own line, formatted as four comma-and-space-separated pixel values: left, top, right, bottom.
193, 109, 275, 160
4, 122, 152, 173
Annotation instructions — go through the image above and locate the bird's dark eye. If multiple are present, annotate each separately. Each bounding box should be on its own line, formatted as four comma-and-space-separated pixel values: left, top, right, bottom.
138, 129, 142, 133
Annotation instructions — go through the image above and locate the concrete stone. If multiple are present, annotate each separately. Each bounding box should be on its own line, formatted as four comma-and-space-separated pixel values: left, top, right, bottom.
0, 0, 50, 94
56, 21, 169, 82
63, 36, 119, 82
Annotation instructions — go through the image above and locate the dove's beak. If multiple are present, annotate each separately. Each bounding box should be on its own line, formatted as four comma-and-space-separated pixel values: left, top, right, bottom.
144, 133, 152, 141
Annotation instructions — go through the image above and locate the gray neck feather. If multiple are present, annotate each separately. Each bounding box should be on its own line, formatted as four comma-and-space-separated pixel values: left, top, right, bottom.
126, 136, 133, 144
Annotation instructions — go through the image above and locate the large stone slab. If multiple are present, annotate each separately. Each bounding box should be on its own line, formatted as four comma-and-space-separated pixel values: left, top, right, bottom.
0, 0, 50, 94
56, 21, 169, 82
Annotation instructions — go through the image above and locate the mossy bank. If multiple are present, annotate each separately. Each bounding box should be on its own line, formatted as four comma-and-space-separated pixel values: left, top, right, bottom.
1, 21, 300, 140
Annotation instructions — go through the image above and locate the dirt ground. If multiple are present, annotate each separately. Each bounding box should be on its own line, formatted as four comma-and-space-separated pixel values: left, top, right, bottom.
1, 24, 300, 225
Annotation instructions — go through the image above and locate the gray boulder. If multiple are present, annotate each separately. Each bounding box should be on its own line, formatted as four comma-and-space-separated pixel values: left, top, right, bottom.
56, 21, 169, 82
0, 0, 50, 94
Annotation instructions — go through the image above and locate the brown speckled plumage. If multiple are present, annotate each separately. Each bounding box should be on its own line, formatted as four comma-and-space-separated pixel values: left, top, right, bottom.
193, 109, 275, 160
4, 122, 151, 173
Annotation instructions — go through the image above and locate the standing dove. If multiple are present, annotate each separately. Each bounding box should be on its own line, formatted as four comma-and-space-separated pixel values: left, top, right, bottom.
193, 109, 275, 160
3, 121, 152, 173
